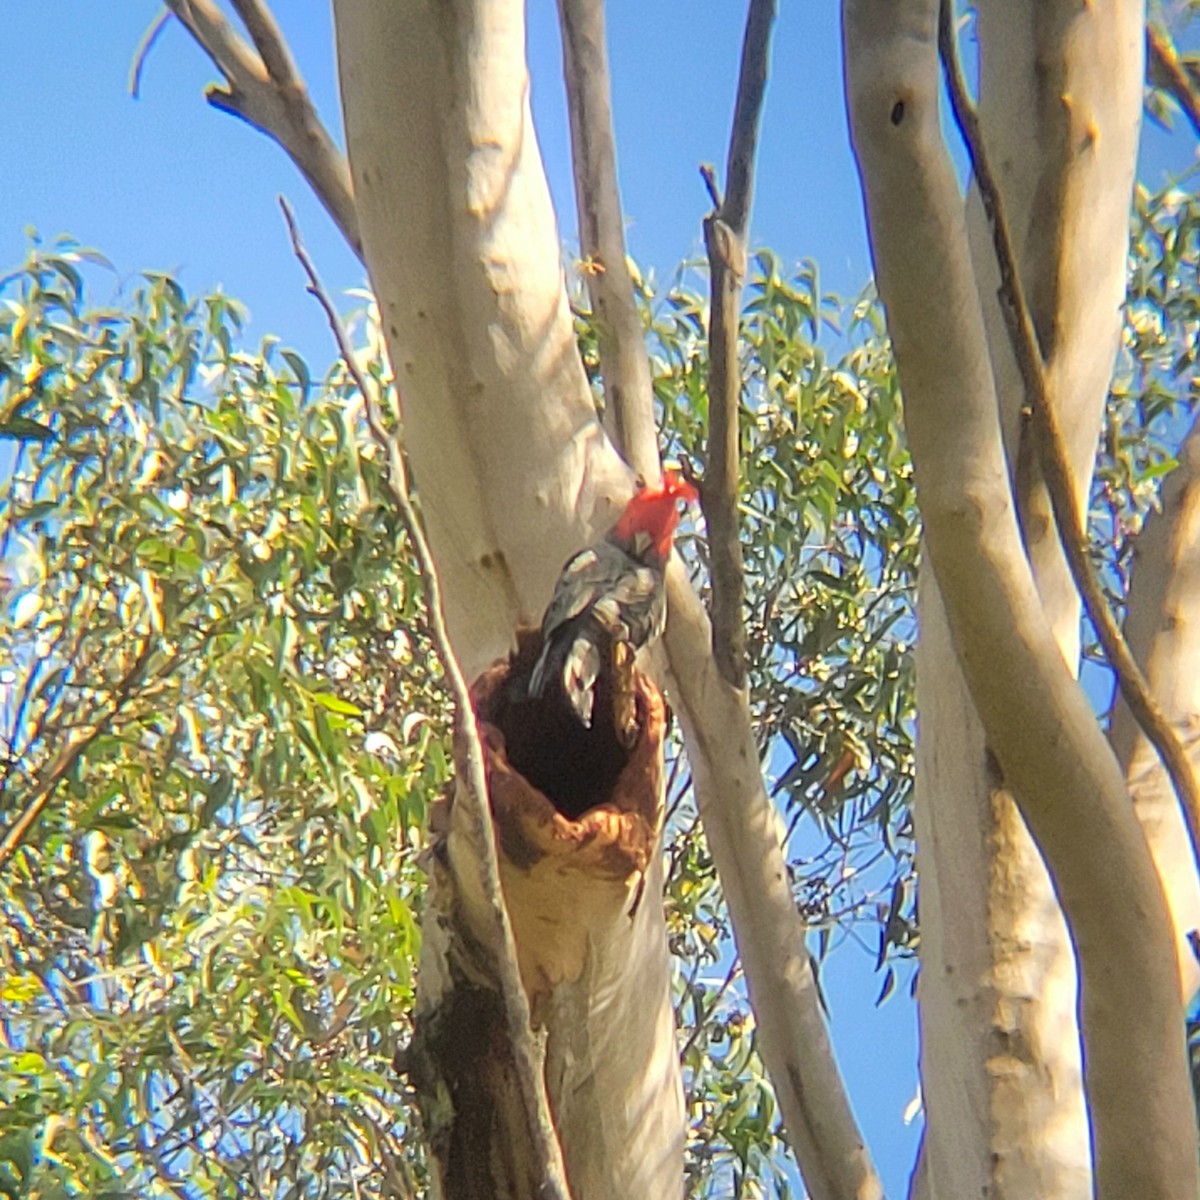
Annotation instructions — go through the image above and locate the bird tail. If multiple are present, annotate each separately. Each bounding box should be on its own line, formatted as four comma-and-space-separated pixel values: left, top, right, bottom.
528, 631, 601, 727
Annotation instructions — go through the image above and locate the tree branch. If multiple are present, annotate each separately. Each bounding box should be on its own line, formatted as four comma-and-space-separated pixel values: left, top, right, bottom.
556, 0, 660, 484
664, 571, 884, 1200
1111, 411, 1200, 998
701, 0, 776, 688
0, 638, 156, 871
328, 6, 877, 1195
161, 0, 361, 258
279, 199, 573, 1200
675, 14, 886, 1196
939, 0, 1200, 887
226, 0, 298, 89
1147, 22, 1200, 140
1114, 410, 1200, 771
130, 9, 172, 100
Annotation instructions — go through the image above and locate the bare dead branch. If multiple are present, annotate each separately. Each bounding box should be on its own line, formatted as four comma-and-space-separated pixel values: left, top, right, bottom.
130, 9, 172, 100
280, 198, 573, 1200
721, 0, 776, 236
556, 0, 659, 484
938, 0, 1200, 882
161, 0, 361, 258
1148, 23, 1200, 140
701, 0, 776, 688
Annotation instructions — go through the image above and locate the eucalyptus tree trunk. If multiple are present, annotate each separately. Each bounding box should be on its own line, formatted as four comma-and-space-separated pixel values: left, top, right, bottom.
177, 0, 1200, 1194
332, 3, 684, 1195
331, 2, 883, 1196
844, 2, 1200, 1198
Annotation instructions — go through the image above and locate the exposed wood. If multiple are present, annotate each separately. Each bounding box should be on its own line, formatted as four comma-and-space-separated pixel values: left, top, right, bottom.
410, 640, 681, 1199
331, 5, 685, 1194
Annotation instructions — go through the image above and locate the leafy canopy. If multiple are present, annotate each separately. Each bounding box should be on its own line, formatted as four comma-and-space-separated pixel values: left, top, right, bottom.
0, 154, 1195, 1195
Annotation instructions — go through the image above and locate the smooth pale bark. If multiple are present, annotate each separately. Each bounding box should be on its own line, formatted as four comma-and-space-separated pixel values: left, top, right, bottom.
843, 3, 1199, 1199
910, 4, 1151, 1197
911, 588, 1089, 1200
332, 4, 678, 1194
334, 0, 630, 683
1114, 412, 1200, 998
334, 4, 879, 1198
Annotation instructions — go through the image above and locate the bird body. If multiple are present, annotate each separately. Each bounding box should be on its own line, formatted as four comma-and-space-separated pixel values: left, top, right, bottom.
528, 471, 696, 728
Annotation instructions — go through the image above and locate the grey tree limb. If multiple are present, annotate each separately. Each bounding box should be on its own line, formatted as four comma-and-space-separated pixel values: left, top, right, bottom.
161, 0, 361, 258
700, 0, 776, 688
556, 0, 660, 484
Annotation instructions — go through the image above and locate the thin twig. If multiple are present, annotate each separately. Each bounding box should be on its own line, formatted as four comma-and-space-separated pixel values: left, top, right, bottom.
159, 0, 361, 258
701, 0, 777, 688
0, 639, 156, 871
557, 0, 660, 482
938, 0, 1200, 881
679, 955, 741, 1090
129, 8, 172, 99
279, 198, 573, 1200
1147, 23, 1200, 140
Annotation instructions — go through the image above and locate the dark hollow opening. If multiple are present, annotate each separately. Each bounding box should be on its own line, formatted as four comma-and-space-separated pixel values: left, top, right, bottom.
483, 631, 635, 821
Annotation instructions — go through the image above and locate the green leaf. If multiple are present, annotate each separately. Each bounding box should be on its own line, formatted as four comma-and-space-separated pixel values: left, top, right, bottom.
0, 417, 55, 441
311, 692, 364, 717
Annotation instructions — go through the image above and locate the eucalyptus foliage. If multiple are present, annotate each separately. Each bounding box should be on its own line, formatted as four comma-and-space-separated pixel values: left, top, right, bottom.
0, 253, 442, 1199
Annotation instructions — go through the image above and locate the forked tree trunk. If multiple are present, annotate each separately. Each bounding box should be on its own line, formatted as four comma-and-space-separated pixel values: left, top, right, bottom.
910, 4, 1145, 1196
844, 1, 1200, 1197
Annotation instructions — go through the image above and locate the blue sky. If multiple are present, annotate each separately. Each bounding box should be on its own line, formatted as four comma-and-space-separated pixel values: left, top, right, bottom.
0, 4, 869, 367
3, 5, 1197, 1196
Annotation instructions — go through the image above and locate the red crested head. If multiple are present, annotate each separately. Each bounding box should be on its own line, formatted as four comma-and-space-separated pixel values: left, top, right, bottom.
610, 469, 699, 562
